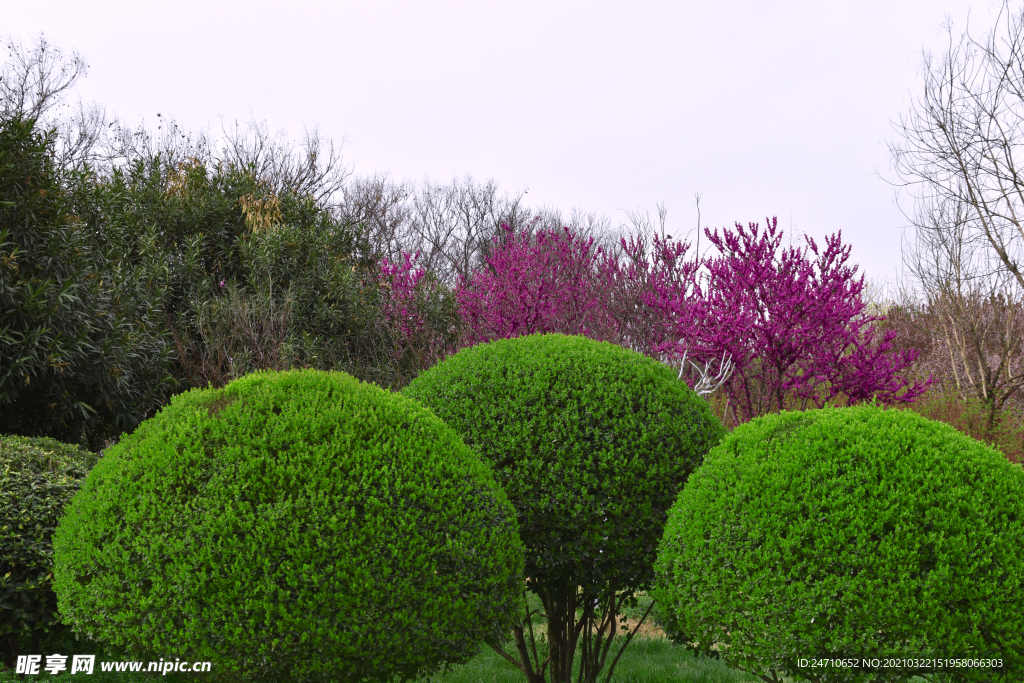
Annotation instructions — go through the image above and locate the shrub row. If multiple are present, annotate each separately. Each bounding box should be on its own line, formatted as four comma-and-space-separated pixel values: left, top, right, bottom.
3, 333, 1022, 682
0, 435, 96, 669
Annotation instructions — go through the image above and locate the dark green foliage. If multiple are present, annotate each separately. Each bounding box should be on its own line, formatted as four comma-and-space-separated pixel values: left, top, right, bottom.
0, 109, 457, 449
0, 434, 97, 668
69, 156, 399, 391
402, 333, 725, 682
403, 333, 723, 594
52, 368, 524, 683
0, 115, 176, 450
654, 404, 1024, 683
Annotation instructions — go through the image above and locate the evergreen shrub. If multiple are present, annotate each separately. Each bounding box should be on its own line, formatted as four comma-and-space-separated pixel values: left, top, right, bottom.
52, 369, 524, 683
1, 115, 176, 451
0, 435, 97, 669
402, 333, 725, 682
654, 404, 1024, 683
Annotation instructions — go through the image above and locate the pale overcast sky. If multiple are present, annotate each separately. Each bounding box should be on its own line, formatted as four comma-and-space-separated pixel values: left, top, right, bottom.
2, 0, 1009, 292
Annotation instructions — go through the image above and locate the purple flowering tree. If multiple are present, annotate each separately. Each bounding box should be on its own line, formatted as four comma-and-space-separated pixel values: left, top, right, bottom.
646, 217, 930, 423
388, 217, 930, 421
376, 251, 464, 387
455, 225, 617, 345
594, 231, 702, 363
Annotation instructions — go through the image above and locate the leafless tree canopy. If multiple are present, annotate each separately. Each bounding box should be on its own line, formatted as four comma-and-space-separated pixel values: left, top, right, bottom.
902, 196, 1024, 419
0, 32, 85, 121
48, 98, 108, 172
0, 32, 109, 172
891, 2, 1024, 421
216, 119, 351, 207
340, 173, 416, 263
100, 114, 213, 171
407, 175, 532, 286
890, 1, 1024, 294
342, 173, 629, 288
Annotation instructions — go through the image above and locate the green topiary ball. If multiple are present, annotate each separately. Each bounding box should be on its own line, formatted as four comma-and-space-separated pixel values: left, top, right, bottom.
654, 405, 1024, 683
0, 435, 97, 668
52, 369, 524, 683
401, 333, 725, 596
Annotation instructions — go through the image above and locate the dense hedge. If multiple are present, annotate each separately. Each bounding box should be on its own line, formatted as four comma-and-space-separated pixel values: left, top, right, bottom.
52, 369, 524, 683
74, 157, 394, 389
654, 405, 1024, 683
403, 333, 724, 591
0, 435, 97, 669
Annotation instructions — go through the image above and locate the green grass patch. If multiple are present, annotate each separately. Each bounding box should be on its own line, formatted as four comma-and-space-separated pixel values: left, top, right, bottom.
422, 637, 757, 683
0, 634, 755, 683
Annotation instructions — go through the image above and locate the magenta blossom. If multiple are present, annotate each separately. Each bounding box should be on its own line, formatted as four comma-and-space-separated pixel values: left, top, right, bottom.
452, 218, 929, 423
646, 217, 930, 422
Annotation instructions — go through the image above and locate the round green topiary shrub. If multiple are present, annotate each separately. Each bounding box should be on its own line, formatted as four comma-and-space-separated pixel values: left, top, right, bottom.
52, 369, 524, 683
654, 404, 1024, 683
402, 333, 725, 681
0, 435, 97, 669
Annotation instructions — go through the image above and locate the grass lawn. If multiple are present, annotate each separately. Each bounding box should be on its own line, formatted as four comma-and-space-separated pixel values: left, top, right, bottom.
424, 636, 757, 683
0, 636, 756, 683
1, 616, 943, 683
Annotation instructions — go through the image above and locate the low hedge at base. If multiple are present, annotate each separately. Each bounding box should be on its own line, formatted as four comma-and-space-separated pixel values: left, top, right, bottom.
0, 435, 97, 669
655, 405, 1024, 683
52, 369, 525, 683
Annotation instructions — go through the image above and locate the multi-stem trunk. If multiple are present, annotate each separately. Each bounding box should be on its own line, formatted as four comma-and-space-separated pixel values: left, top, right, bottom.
577, 588, 655, 683
541, 584, 584, 683
493, 583, 656, 683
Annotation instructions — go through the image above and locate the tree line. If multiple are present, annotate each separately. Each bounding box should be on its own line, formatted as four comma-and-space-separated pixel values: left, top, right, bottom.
6, 10, 1024, 460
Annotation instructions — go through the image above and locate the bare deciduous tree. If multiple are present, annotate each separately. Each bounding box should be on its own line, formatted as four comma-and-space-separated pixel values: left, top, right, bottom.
216, 119, 351, 207
890, 1, 1024, 425
101, 114, 212, 171
529, 204, 625, 257
900, 196, 1024, 426
49, 99, 107, 172
405, 175, 533, 286
340, 172, 416, 262
1, 32, 84, 121
890, 1, 1024, 294
338, 173, 535, 282
1, 32, 108, 172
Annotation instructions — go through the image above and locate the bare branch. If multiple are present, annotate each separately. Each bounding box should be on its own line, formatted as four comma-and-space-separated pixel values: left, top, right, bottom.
678, 349, 734, 398
339, 172, 415, 261
216, 118, 351, 207
0, 32, 112, 173
889, 1, 1024, 293
0, 32, 86, 121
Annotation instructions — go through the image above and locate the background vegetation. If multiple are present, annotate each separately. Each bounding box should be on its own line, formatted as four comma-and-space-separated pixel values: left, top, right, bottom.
3, 30, 1022, 462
